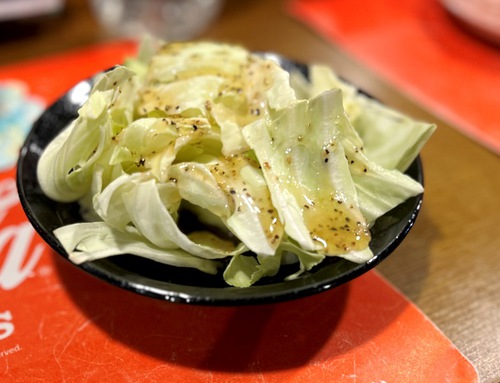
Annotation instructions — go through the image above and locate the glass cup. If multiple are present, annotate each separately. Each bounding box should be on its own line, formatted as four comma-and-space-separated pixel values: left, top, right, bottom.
90, 0, 223, 41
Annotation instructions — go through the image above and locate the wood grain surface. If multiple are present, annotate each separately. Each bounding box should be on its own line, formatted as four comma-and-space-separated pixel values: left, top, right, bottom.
1, 0, 498, 381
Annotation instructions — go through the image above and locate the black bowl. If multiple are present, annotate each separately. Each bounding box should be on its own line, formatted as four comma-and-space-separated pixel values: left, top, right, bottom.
16, 56, 424, 306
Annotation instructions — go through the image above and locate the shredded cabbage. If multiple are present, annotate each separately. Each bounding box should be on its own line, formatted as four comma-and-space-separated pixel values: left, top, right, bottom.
37, 40, 435, 287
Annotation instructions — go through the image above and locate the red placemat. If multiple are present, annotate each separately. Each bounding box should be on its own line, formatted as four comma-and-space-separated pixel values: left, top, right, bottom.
287, 0, 500, 154
0, 41, 478, 382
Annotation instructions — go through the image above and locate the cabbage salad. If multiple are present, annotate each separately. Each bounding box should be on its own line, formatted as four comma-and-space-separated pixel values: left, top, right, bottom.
37, 40, 435, 287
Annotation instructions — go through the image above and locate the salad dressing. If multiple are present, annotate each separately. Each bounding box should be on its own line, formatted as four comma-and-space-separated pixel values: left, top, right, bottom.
300, 193, 370, 254
208, 154, 284, 250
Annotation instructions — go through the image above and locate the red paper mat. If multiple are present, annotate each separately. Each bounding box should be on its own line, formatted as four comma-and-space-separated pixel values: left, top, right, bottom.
0, 41, 478, 382
287, 0, 500, 154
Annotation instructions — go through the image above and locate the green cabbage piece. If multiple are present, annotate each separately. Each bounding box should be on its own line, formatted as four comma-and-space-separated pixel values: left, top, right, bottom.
292, 64, 437, 172
54, 222, 221, 275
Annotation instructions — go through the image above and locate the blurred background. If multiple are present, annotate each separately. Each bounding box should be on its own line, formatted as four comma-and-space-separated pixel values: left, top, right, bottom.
1, 0, 307, 67
2, 0, 499, 67
0, 0, 224, 66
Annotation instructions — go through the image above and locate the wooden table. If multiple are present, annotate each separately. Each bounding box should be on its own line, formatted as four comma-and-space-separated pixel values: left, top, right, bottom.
2, 1, 499, 381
